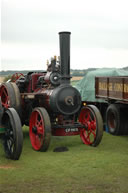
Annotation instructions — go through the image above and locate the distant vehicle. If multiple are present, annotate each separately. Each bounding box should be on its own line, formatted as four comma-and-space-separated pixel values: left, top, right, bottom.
95, 76, 128, 135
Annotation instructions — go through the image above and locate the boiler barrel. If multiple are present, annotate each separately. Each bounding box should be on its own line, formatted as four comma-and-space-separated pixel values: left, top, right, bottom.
50, 85, 81, 115
36, 85, 81, 115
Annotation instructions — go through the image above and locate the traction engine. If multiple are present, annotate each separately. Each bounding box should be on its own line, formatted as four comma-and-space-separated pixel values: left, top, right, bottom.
0, 32, 103, 160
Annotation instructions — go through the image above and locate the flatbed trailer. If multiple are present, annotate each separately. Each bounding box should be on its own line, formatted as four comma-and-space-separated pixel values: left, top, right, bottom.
95, 76, 128, 135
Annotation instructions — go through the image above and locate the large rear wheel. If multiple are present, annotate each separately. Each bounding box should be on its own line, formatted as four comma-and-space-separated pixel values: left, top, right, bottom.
29, 107, 51, 151
2, 108, 23, 160
0, 83, 16, 109
10, 82, 22, 117
0, 82, 22, 116
79, 105, 103, 147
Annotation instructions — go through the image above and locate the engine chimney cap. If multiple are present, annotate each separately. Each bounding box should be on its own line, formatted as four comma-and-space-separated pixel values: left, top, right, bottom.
59, 31, 71, 35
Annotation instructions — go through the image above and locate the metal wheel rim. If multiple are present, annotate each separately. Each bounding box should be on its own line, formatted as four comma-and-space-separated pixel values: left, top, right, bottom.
2, 108, 23, 160
29, 110, 45, 150
79, 107, 97, 145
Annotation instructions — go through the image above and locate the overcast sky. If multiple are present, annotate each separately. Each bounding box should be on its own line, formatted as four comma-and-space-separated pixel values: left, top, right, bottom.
1, 0, 128, 71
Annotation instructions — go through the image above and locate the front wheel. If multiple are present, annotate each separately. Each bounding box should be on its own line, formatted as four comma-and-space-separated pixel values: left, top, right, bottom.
2, 108, 23, 160
29, 107, 51, 151
79, 105, 103, 147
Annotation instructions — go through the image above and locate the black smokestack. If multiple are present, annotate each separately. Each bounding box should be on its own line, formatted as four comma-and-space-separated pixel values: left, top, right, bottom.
59, 31, 71, 84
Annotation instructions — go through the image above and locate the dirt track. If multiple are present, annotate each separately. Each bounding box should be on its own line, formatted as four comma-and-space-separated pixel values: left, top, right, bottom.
71, 76, 83, 81
0, 76, 4, 83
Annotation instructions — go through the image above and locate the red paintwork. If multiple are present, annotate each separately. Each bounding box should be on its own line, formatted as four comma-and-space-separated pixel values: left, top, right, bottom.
79, 107, 96, 145
29, 109, 45, 150
0, 85, 10, 108
11, 73, 24, 82
51, 114, 81, 136
52, 127, 80, 136
27, 73, 45, 92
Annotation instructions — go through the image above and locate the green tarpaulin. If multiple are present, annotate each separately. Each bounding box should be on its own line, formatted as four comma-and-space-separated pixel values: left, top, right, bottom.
75, 68, 128, 103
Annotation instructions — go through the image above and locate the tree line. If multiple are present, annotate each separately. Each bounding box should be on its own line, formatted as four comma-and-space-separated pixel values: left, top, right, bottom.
0, 67, 128, 77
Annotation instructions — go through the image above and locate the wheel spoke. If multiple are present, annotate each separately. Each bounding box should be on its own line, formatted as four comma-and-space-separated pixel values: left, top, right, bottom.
87, 134, 91, 144
85, 112, 90, 121
0, 86, 10, 108
91, 121, 96, 129
9, 134, 14, 141
79, 105, 102, 146
35, 113, 44, 135
87, 129, 91, 136
29, 108, 51, 151
3, 89, 8, 98
89, 128, 96, 138
30, 110, 44, 150
4, 98, 9, 108
82, 130, 91, 144
36, 119, 42, 127
10, 141, 14, 153
5, 124, 14, 153
89, 115, 93, 122
37, 127, 44, 135
7, 139, 13, 152
35, 135, 41, 148
35, 112, 38, 124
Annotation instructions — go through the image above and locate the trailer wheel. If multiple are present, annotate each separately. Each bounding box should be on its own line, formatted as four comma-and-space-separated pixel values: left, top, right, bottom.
0, 82, 21, 116
121, 108, 128, 135
79, 105, 103, 147
106, 104, 123, 135
2, 108, 23, 160
29, 107, 51, 151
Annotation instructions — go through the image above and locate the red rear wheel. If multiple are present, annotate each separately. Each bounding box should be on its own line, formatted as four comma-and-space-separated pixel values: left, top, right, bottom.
79, 105, 103, 147
0, 82, 22, 117
0, 83, 15, 109
29, 107, 51, 151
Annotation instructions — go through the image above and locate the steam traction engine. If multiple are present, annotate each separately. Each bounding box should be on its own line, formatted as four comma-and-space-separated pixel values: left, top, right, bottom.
0, 32, 103, 160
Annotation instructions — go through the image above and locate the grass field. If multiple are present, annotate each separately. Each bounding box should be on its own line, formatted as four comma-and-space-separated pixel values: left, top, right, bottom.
0, 126, 128, 193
